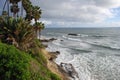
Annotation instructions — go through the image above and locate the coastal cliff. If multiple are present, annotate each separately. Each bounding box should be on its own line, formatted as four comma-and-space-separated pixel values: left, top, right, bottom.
41, 49, 70, 80
41, 48, 80, 80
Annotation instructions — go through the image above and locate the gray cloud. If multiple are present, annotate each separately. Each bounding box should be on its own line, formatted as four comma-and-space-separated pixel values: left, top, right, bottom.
0, 0, 119, 27
1, 0, 119, 27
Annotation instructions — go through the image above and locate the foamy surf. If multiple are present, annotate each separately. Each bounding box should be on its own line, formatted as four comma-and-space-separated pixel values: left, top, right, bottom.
42, 28, 120, 80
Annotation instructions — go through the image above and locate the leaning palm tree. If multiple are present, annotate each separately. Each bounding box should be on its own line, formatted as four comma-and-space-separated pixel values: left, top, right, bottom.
22, 0, 33, 20
32, 6, 42, 22
22, 0, 42, 21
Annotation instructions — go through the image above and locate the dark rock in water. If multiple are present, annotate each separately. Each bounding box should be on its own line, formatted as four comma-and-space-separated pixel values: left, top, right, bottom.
60, 63, 79, 79
40, 39, 49, 42
49, 51, 60, 55
49, 38, 57, 41
56, 51, 60, 54
40, 38, 57, 42
61, 40, 64, 41
68, 33, 78, 36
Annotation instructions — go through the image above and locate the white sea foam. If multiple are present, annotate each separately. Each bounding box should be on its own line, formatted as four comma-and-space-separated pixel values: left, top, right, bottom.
43, 31, 120, 80
62, 35, 82, 42
57, 51, 120, 80
78, 34, 89, 37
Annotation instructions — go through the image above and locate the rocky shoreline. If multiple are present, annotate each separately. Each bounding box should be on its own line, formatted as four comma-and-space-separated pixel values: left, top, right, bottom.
40, 38, 79, 80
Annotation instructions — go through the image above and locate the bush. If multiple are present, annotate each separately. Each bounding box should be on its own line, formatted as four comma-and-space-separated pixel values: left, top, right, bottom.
0, 43, 31, 80
0, 42, 61, 80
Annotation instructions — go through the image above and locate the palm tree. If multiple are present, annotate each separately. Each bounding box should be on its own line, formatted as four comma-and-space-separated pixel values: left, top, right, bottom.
0, 17, 36, 51
22, 0, 33, 20
34, 22, 45, 39
10, 0, 21, 17
22, 0, 42, 21
10, 0, 21, 4
10, 3, 19, 17
32, 6, 42, 22
2, 0, 9, 17
0, 0, 44, 49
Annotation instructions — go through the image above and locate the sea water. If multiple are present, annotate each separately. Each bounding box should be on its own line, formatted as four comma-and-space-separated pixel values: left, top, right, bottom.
42, 28, 120, 80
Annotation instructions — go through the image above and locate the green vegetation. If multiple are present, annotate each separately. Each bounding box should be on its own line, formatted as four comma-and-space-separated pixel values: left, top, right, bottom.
0, 0, 61, 80
0, 17, 36, 51
0, 43, 30, 80
0, 42, 61, 80
22, 0, 42, 21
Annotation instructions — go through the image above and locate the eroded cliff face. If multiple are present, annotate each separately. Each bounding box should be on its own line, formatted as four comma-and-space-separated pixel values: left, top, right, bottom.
41, 49, 70, 80
41, 48, 79, 80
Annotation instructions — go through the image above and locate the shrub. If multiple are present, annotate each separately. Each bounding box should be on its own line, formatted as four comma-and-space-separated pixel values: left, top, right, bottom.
0, 42, 61, 80
0, 43, 31, 80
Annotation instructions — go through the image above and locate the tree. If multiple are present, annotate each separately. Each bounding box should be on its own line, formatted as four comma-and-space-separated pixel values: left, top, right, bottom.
32, 6, 42, 22
34, 22, 45, 39
0, 17, 36, 51
1, 0, 44, 49
22, 0, 42, 21
10, 0, 21, 4
22, 0, 33, 20
9, 0, 21, 17
10, 3, 19, 17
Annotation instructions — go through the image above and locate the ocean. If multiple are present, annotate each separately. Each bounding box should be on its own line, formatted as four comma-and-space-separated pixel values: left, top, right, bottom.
41, 28, 120, 80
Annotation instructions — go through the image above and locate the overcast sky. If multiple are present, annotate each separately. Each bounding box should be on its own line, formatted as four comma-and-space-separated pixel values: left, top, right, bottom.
1, 0, 120, 28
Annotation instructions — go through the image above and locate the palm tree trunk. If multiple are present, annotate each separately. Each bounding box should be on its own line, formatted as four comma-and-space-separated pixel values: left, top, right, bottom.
21, 0, 23, 17
39, 30, 41, 39
38, 29, 41, 39
7, 0, 10, 17
37, 30, 39, 39
3, 0, 7, 12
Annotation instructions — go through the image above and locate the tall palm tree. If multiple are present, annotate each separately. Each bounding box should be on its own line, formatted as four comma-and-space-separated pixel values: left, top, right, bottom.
32, 6, 42, 22
34, 22, 45, 39
10, 0, 21, 4
2, 0, 9, 17
22, 0, 33, 20
10, 0, 21, 17
10, 3, 19, 17
22, 0, 42, 21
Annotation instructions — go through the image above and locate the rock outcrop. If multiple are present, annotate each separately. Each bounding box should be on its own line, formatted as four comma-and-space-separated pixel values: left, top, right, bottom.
60, 63, 79, 80
41, 49, 70, 80
68, 33, 78, 36
40, 38, 57, 42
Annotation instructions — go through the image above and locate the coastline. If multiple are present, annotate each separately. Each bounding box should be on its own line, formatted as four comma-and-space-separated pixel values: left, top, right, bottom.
40, 36, 80, 80
40, 48, 70, 80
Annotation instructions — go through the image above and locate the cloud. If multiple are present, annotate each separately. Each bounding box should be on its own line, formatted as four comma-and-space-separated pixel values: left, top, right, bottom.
1, 0, 120, 27
94, 0, 120, 8
1, 0, 119, 27
39, 20, 52, 25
